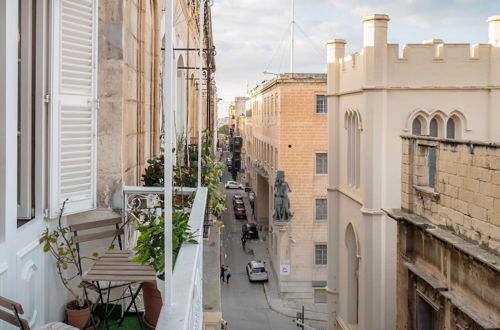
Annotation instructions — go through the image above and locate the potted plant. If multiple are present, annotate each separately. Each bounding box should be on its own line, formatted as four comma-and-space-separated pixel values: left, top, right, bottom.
40, 201, 99, 329
132, 209, 196, 328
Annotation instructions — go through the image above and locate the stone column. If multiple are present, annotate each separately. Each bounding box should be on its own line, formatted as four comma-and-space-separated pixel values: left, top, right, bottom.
362, 14, 397, 330
326, 38, 346, 330
362, 14, 389, 87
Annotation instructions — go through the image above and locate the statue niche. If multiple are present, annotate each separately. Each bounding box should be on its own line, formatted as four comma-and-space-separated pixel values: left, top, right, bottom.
273, 171, 293, 222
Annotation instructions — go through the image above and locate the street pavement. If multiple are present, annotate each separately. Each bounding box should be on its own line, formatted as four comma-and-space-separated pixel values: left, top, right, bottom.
220, 170, 299, 330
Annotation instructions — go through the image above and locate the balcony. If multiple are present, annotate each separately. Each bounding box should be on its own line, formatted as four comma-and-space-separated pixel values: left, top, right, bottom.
123, 185, 208, 330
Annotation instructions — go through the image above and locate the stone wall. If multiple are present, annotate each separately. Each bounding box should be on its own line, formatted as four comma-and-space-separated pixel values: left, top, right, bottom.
245, 73, 329, 303
402, 136, 500, 253
96, 0, 161, 210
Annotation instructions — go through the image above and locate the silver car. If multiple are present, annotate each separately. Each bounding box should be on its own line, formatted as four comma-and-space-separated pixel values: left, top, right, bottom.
225, 181, 243, 189
246, 261, 269, 282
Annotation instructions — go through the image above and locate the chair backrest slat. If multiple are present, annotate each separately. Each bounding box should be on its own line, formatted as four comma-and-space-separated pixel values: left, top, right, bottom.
0, 297, 30, 329
73, 228, 124, 244
0, 297, 23, 314
69, 217, 122, 232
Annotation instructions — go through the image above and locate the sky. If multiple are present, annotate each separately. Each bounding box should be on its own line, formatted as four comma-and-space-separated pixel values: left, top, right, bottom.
211, 0, 498, 118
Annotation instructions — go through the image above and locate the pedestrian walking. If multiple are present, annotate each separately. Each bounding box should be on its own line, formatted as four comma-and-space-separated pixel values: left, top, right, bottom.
220, 265, 225, 282
225, 267, 232, 284
220, 319, 228, 329
241, 234, 246, 248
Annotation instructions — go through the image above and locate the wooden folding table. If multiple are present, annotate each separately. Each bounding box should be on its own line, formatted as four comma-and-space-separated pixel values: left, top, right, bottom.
82, 250, 156, 329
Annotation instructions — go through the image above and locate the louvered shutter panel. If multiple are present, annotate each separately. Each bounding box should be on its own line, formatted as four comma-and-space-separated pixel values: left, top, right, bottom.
50, 0, 97, 217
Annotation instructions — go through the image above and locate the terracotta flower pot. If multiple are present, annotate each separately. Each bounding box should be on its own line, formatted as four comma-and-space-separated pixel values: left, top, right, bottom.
66, 300, 94, 329
143, 281, 163, 328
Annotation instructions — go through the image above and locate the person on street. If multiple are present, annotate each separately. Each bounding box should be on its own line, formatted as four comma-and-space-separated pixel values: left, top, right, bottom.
241, 234, 246, 248
220, 265, 225, 282
225, 266, 232, 284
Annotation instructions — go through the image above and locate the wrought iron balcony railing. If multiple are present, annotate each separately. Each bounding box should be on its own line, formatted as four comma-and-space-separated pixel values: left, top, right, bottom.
122, 185, 207, 330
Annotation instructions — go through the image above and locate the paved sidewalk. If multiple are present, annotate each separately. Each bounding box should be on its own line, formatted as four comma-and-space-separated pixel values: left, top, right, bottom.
243, 198, 328, 323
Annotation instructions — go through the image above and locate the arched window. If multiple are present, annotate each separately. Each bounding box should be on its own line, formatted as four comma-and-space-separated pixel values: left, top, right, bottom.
412, 118, 422, 135
346, 111, 361, 188
345, 224, 359, 324
446, 118, 456, 139
429, 118, 438, 137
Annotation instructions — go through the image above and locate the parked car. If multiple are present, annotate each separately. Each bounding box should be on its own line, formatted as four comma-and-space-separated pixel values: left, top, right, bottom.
233, 199, 244, 208
234, 205, 247, 219
246, 261, 269, 282
242, 223, 258, 239
232, 194, 243, 206
225, 181, 243, 189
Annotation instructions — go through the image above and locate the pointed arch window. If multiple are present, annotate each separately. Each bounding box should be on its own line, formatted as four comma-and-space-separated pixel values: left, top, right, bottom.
446, 118, 455, 139
429, 118, 438, 137
412, 117, 424, 136
345, 224, 359, 324
346, 111, 361, 188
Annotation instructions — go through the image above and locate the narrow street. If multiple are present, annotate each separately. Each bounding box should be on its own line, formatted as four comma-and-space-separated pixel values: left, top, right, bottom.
220, 164, 299, 330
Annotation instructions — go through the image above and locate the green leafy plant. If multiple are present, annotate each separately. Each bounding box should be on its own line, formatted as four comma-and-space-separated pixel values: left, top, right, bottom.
142, 131, 226, 218
39, 200, 98, 309
143, 154, 165, 187
132, 210, 196, 274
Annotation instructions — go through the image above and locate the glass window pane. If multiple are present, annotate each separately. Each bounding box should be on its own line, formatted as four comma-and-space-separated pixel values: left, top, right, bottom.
315, 199, 327, 220
430, 118, 438, 137
315, 244, 327, 265
316, 95, 327, 113
412, 118, 422, 135
446, 118, 455, 139
428, 147, 436, 188
316, 153, 327, 174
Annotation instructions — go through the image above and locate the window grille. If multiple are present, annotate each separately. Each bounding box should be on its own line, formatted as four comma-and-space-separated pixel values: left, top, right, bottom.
316, 95, 327, 113
315, 199, 327, 220
315, 244, 327, 265
316, 153, 327, 174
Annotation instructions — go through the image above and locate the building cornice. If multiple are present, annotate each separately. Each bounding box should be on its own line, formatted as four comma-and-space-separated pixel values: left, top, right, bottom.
251, 73, 327, 96
327, 186, 363, 206
384, 208, 500, 273
326, 85, 500, 97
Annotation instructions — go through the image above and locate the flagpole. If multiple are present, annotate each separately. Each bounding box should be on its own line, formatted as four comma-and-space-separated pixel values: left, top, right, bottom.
290, 0, 294, 73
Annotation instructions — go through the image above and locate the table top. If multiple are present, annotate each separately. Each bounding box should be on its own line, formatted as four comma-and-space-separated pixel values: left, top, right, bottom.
82, 250, 157, 283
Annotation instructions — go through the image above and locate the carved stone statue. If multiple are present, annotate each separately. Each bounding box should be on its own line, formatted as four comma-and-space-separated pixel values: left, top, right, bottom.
273, 171, 293, 222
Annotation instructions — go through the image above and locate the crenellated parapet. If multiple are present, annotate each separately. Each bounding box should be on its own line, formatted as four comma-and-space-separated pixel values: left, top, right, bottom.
330, 14, 500, 92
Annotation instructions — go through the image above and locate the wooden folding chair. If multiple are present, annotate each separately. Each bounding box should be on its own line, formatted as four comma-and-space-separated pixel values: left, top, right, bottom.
69, 217, 147, 330
0, 296, 30, 329
0, 296, 81, 330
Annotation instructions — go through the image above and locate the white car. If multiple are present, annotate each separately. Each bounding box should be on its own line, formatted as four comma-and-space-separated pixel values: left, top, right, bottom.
225, 181, 243, 189
246, 261, 269, 282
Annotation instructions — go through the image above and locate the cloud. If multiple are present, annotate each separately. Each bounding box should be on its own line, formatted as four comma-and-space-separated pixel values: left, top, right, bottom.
212, 0, 496, 117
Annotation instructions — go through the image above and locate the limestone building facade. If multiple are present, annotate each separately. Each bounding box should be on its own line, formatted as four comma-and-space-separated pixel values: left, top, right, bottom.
386, 137, 500, 330
326, 14, 500, 330
244, 73, 329, 305
0, 0, 217, 327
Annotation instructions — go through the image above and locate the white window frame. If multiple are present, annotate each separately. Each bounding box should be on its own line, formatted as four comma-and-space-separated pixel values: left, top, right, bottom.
315, 153, 327, 175
315, 243, 327, 265
17, 0, 37, 220
315, 198, 327, 221
316, 95, 327, 114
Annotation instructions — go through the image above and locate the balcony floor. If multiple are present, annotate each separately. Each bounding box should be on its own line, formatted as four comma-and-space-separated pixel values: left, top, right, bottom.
96, 313, 151, 330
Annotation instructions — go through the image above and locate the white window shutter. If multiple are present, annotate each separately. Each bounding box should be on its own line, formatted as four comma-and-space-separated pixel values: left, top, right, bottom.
50, 0, 97, 217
